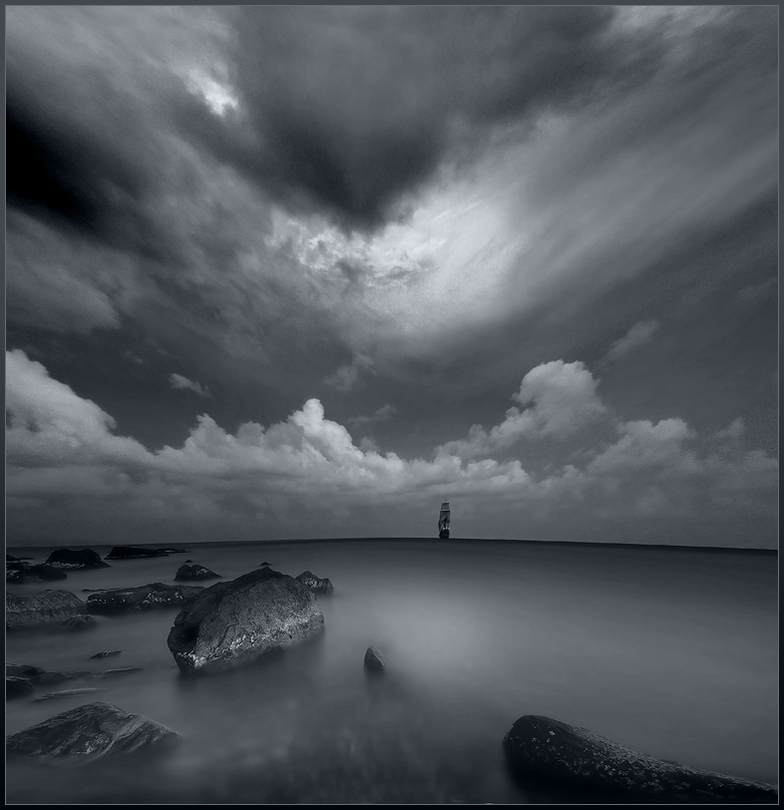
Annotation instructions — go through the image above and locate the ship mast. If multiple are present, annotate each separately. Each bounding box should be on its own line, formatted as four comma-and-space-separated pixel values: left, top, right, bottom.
438, 502, 451, 539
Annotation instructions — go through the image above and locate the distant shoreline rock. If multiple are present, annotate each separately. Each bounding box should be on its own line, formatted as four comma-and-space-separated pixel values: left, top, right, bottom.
168, 567, 324, 675
502, 715, 778, 803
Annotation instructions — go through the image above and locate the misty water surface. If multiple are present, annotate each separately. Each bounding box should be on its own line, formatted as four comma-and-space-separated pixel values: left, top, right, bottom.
6, 540, 778, 804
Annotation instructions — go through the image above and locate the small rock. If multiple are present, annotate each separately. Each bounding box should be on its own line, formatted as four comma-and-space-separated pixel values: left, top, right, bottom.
34, 688, 107, 702
174, 563, 221, 582
364, 646, 385, 673
6, 676, 34, 699
44, 549, 110, 570
104, 546, 170, 560
295, 570, 334, 594
6, 702, 181, 763
7, 663, 47, 680
89, 650, 122, 660
96, 667, 143, 679
59, 615, 96, 631
260, 561, 272, 567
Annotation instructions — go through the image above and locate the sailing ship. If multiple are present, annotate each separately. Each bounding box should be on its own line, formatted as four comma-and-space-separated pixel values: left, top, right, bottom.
438, 502, 451, 539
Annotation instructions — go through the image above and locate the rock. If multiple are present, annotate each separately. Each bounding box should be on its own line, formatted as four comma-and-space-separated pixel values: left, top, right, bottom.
29, 564, 69, 581
295, 570, 334, 594
96, 667, 143, 679
6, 702, 181, 763
86, 583, 204, 614
260, 561, 272, 567
168, 567, 324, 675
59, 615, 97, 631
158, 547, 189, 554
6, 664, 91, 686
6, 590, 88, 630
7, 676, 34, 699
104, 546, 170, 560
7, 553, 20, 561
7, 663, 47, 680
174, 563, 221, 581
363, 646, 385, 674
6, 568, 25, 583
6, 563, 68, 583
34, 688, 107, 702
44, 549, 110, 569
89, 650, 122, 659
502, 715, 779, 803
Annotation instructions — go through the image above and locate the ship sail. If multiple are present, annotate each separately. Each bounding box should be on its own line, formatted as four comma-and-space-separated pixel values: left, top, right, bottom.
438, 502, 451, 539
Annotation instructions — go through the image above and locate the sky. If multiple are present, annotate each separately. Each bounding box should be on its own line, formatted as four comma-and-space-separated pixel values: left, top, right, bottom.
5, 5, 778, 548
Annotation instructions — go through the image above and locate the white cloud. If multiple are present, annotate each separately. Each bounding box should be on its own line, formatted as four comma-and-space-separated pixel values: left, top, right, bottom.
170, 373, 211, 398
605, 319, 660, 362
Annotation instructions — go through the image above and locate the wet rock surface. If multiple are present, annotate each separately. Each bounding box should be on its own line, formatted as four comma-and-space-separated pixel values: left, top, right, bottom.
44, 549, 110, 569
86, 583, 204, 614
174, 563, 221, 581
168, 567, 324, 675
6, 702, 181, 763
364, 646, 385, 674
502, 715, 778, 803
6, 591, 88, 630
295, 570, 334, 594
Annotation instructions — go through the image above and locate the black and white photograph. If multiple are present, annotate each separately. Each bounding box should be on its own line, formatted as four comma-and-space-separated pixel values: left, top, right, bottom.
5, 4, 778, 804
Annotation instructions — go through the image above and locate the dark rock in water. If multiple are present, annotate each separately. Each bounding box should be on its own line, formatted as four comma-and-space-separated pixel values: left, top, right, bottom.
7, 563, 68, 583
6, 590, 88, 630
168, 567, 324, 675
96, 667, 143, 679
7, 676, 34, 699
174, 563, 221, 582
34, 688, 107, 702
86, 583, 204, 614
90, 650, 122, 660
29, 564, 69, 581
158, 547, 189, 554
6, 701, 181, 763
36, 671, 91, 686
7, 663, 47, 680
260, 561, 272, 567
104, 546, 170, 560
364, 646, 385, 674
7, 553, 20, 562
502, 715, 779, 803
44, 549, 110, 569
296, 570, 334, 594
6, 568, 26, 583
59, 615, 97, 631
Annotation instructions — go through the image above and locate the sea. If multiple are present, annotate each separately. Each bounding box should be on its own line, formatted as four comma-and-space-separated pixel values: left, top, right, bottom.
5, 538, 779, 804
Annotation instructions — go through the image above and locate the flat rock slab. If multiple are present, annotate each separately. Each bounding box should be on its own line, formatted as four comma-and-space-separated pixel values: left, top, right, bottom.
168, 567, 324, 675
6, 702, 181, 764
86, 583, 204, 614
296, 570, 334, 594
503, 715, 778, 803
105, 546, 170, 560
6, 591, 88, 630
90, 650, 122, 660
174, 563, 221, 581
44, 549, 110, 569
34, 688, 107, 702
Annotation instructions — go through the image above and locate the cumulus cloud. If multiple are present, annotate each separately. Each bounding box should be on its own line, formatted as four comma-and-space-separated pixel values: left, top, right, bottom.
169, 373, 211, 398
6, 350, 776, 546
605, 319, 660, 363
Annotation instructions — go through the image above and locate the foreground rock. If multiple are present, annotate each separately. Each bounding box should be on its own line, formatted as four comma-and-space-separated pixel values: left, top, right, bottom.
174, 563, 221, 581
168, 567, 324, 675
86, 583, 203, 614
364, 646, 385, 674
6, 591, 88, 630
45, 549, 110, 569
105, 546, 171, 560
502, 715, 778, 803
6, 702, 181, 763
296, 570, 334, 594
7, 676, 34, 699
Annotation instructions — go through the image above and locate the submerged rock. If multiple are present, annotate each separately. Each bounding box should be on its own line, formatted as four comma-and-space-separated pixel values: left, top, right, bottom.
86, 583, 203, 614
7, 663, 47, 680
295, 570, 334, 594
168, 567, 324, 675
96, 667, 143, 679
7, 676, 34, 699
6, 702, 181, 763
174, 563, 221, 581
104, 546, 170, 560
158, 547, 189, 554
364, 646, 385, 674
6, 591, 88, 630
44, 549, 110, 569
34, 688, 107, 702
6, 563, 68, 583
59, 615, 97, 631
89, 650, 122, 660
502, 715, 778, 803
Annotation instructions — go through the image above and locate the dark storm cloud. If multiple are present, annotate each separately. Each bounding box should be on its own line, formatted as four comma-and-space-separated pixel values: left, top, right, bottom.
179, 5, 663, 229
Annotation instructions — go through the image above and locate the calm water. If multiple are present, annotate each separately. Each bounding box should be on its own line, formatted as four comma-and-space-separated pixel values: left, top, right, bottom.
5, 539, 779, 804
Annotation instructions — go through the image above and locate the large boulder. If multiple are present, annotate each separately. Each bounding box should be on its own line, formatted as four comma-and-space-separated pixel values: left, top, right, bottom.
168, 567, 324, 675
6, 702, 180, 763
6, 591, 88, 630
85, 583, 203, 614
104, 546, 170, 560
502, 715, 778, 803
174, 563, 221, 581
296, 570, 334, 594
44, 549, 110, 569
